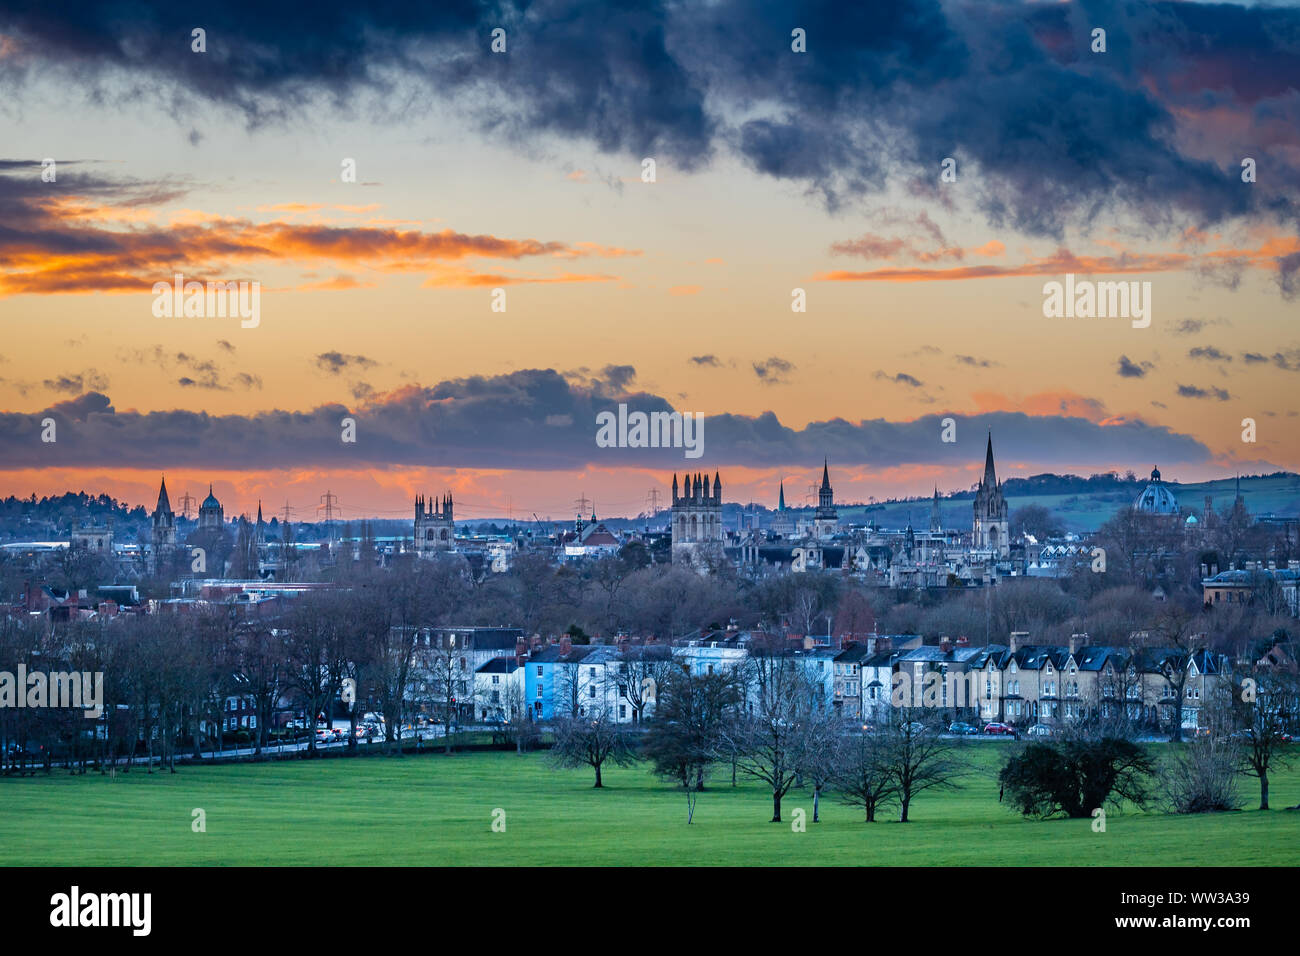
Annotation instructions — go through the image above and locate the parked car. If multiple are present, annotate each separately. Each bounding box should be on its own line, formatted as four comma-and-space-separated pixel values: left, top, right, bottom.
983, 722, 1018, 737
948, 721, 979, 736
1026, 723, 1053, 737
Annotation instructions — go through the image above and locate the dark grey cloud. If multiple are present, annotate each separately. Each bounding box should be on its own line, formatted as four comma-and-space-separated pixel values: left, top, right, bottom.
954, 354, 998, 368
315, 352, 378, 375
0, 367, 1213, 474
2, 1, 1297, 239
752, 357, 795, 385
1177, 384, 1231, 401
690, 354, 722, 367
42, 369, 109, 394
874, 371, 924, 388
1117, 355, 1153, 378
1188, 346, 1232, 363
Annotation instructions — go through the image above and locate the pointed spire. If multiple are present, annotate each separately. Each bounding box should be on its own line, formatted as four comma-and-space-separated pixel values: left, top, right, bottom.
713, 470, 722, 501
821, 458, 831, 491
982, 432, 997, 489
155, 475, 172, 515
778, 480, 786, 511
256, 500, 263, 524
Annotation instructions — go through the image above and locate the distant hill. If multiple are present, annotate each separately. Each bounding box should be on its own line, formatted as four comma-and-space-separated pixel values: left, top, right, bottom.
832, 472, 1300, 534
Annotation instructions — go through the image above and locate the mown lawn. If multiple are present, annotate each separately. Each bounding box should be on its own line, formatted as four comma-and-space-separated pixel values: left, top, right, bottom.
1, 743, 1297, 866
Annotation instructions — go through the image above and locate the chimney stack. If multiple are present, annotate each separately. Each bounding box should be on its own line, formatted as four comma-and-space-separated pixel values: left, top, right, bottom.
559, 634, 572, 656
875, 636, 892, 654
939, 636, 953, 655
955, 635, 969, 647
1010, 631, 1027, 653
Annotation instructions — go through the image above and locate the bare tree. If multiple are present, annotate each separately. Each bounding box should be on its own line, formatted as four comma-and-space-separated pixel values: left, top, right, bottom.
725, 650, 817, 823
832, 726, 899, 822
1230, 665, 1299, 810
643, 667, 744, 822
549, 710, 635, 788
885, 708, 966, 823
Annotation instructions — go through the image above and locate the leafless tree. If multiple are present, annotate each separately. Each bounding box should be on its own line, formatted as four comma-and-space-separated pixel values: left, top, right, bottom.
724, 650, 818, 823
833, 725, 900, 822
1230, 664, 1299, 810
642, 667, 744, 822
884, 708, 966, 822
548, 709, 635, 788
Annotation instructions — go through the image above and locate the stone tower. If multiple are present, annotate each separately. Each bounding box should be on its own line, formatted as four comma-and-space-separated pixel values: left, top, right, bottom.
972, 433, 1009, 558
151, 475, 177, 569
671, 472, 724, 569
813, 460, 838, 539
415, 493, 455, 555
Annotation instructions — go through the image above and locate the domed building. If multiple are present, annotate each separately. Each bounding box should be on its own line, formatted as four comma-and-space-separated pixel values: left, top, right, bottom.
1134, 467, 1180, 515
198, 484, 225, 531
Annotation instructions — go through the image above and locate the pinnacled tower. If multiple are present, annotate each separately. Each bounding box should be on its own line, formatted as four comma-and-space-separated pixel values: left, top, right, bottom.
972, 433, 1009, 557
813, 459, 838, 539
671, 471, 724, 569
415, 492, 455, 555
151, 475, 177, 570
930, 487, 942, 533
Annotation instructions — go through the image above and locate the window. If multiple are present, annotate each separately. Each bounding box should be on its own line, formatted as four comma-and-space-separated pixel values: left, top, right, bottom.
492, 675, 500, 685
536, 666, 543, 676
536, 686, 543, 699
619, 705, 626, 719
588, 685, 596, 698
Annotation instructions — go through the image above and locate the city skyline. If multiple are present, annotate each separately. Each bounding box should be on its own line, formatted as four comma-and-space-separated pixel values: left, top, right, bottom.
2, 2, 1299, 518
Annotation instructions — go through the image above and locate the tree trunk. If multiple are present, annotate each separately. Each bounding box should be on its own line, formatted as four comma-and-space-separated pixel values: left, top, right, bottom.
1260, 772, 1270, 811
813, 787, 820, 823
594, 763, 603, 788
900, 794, 911, 823
771, 791, 782, 823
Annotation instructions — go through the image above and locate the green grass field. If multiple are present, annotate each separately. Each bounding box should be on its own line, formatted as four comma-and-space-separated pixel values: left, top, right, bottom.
2, 744, 1298, 866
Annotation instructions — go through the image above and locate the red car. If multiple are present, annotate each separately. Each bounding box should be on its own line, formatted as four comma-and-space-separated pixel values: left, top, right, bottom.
983, 722, 1018, 736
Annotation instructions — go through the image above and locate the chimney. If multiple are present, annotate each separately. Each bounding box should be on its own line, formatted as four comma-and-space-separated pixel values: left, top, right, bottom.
1290, 560, 1299, 571
1010, 631, 1028, 653
875, 636, 892, 654
1068, 633, 1082, 655
955, 636, 969, 647
559, 634, 572, 656
939, 636, 953, 655
1200, 563, 1208, 578
515, 637, 527, 666
1268, 560, 1277, 571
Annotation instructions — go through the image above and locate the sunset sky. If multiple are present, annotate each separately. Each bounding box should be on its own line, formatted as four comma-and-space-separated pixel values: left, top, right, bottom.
1, 0, 1298, 523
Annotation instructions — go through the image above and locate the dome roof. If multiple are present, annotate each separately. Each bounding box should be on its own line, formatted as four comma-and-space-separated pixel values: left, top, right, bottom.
1134, 468, 1179, 515
201, 485, 220, 509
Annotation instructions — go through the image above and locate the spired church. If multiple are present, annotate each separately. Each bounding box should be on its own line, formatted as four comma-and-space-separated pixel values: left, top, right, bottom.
972, 433, 1010, 558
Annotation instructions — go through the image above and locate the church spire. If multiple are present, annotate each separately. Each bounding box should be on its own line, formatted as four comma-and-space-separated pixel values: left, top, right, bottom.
778, 480, 786, 511
982, 433, 998, 488
821, 458, 831, 492
155, 475, 172, 515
